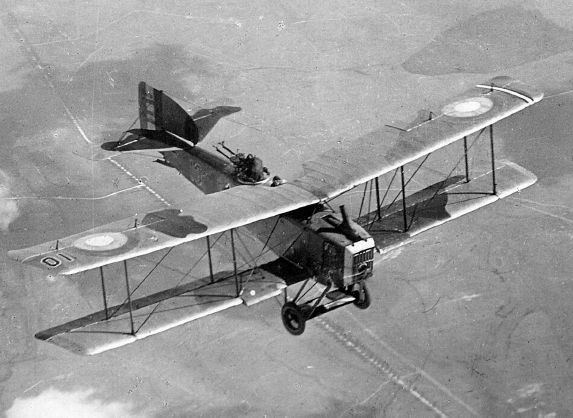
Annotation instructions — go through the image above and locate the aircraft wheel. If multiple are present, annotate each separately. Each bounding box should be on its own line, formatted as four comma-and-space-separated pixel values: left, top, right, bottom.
353, 283, 371, 310
281, 302, 306, 336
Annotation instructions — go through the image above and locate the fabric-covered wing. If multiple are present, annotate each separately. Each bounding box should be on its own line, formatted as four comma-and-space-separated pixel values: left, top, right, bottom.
9, 76, 542, 277
8, 184, 318, 275
293, 76, 543, 199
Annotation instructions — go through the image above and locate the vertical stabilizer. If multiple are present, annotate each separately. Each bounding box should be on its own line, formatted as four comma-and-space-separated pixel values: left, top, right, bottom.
138, 82, 199, 144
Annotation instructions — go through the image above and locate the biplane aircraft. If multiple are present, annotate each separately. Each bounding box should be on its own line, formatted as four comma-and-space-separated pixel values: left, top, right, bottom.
8, 77, 542, 355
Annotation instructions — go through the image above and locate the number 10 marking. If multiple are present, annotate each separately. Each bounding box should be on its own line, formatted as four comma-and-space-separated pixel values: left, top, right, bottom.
40, 253, 75, 268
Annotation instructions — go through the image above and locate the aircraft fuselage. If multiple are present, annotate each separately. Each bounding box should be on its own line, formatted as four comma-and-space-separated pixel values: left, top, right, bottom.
169, 143, 375, 289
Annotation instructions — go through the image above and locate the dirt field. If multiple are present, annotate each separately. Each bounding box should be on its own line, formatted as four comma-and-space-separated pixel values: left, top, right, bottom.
1, 1, 572, 416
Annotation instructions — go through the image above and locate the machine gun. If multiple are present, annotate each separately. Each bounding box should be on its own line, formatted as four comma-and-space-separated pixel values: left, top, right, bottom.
214, 141, 270, 183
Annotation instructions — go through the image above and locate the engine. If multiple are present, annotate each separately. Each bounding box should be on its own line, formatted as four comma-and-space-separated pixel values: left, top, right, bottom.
284, 205, 375, 289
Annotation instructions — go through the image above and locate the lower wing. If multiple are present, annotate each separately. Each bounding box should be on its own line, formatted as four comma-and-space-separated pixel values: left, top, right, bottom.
358, 159, 536, 253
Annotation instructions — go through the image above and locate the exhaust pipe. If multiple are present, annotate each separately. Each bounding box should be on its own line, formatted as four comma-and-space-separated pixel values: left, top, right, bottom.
339, 205, 350, 228
338, 205, 364, 243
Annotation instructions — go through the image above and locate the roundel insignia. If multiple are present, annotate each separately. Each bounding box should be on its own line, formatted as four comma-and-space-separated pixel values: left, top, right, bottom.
442, 96, 493, 118
74, 232, 129, 252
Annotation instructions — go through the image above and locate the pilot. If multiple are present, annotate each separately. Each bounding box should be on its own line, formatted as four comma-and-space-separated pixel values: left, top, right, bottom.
271, 176, 286, 187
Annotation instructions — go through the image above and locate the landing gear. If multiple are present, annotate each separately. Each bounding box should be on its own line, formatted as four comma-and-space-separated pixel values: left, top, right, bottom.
280, 278, 332, 336
280, 278, 372, 335
352, 282, 370, 310
281, 302, 306, 336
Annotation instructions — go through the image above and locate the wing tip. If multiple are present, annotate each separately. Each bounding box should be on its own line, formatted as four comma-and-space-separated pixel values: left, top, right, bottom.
481, 76, 544, 103
496, 159, 538, 196
7, 248, 34, 263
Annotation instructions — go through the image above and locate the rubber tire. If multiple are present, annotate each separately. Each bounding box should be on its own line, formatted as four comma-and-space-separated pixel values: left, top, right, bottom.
281, 302, 306, 336
353, 283, 371, 310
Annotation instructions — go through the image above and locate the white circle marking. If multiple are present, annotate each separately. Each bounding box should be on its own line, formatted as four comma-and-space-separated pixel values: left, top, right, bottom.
74, 232, 128, 251
454, 101, 481, 113
442, 96, 493, 118
85, 235, 115, 247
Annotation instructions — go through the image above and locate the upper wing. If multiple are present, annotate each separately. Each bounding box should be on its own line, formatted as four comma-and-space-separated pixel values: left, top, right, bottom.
8, 183, 318, 275
292, 76, 543, 199
9, 76, 542, 275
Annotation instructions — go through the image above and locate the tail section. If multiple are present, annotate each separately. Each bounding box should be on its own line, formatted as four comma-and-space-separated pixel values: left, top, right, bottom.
138, 81, 199, 145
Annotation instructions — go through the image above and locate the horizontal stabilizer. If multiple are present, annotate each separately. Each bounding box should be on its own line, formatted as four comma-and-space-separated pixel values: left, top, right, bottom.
112, 128, 195, 153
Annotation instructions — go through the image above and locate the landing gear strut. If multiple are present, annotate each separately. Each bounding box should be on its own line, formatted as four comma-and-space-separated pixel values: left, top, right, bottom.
281, 278, 372, 335
280, 278, 332, 336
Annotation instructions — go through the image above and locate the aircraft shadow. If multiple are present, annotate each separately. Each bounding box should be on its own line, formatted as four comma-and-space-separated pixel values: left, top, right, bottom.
360, 174, 498, 250
358, 176, 460, 249
141, 208, 208, 237
358, 175, 465, 228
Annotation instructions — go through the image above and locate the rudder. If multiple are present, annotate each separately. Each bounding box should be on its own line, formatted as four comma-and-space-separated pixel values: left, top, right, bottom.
138, 82, 199, 145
